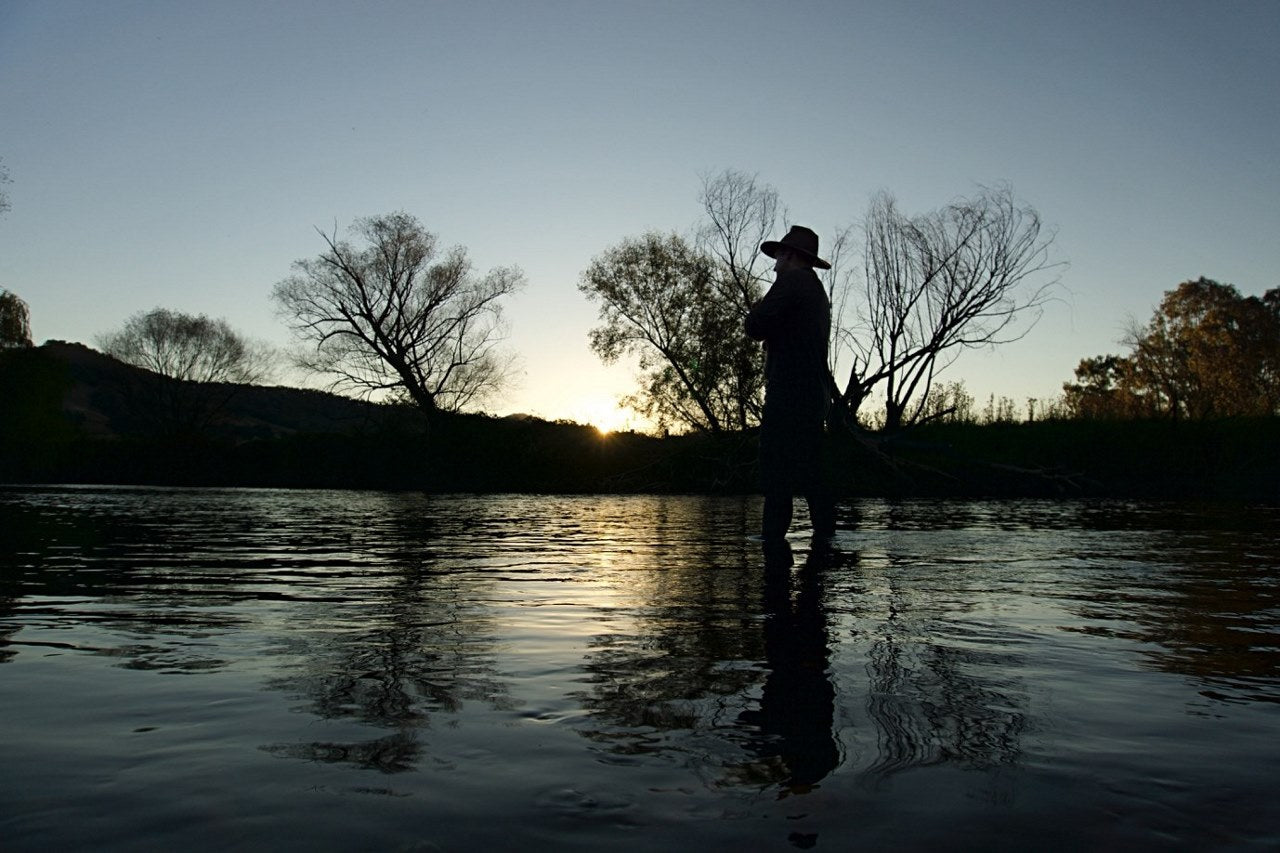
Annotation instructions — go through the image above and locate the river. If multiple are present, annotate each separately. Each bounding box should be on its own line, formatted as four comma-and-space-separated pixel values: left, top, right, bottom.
1, 486, 1277, 851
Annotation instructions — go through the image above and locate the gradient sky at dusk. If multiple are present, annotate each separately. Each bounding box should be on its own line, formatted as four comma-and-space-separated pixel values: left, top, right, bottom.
2, 0, 1277, 429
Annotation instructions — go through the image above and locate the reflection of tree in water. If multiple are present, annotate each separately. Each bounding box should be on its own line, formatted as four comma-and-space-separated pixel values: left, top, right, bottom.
572, 496, 1035, 801
862, 608, 1027, 781
260, 509, 512, 773
573, 497, 764, 750
852, 502, 1030, 786
0, 493, 247, 672
0, 489, 513, 772
1065, 503, 1280, 702
261, 587, 508, 774
571, 497, 845, 797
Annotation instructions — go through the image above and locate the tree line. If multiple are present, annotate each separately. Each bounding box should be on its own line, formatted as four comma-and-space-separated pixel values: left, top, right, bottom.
2, 169, 1275, 437
579, 171, 1062, 432
1062, 278, 1280, 420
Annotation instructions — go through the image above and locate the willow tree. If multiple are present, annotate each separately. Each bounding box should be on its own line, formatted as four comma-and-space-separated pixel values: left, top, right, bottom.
98, 308, 273, 434
273, 213, 524, 416
834, 186, 1060, 429
99, 308, 271, 384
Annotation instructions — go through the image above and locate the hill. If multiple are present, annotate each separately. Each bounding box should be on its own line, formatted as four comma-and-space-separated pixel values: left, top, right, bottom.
0, 342, 694, 491
38, 341, 383, 440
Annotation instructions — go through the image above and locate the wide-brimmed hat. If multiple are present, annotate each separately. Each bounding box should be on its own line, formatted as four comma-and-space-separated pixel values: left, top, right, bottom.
760, 225, 830, 270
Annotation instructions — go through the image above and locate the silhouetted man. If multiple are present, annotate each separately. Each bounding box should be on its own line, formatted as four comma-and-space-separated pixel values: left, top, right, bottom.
745, 226, 835, 560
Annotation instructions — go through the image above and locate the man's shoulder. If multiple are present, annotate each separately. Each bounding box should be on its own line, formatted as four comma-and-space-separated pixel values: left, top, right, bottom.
778, 267, 820, 284
777, 267, 825, 290
781, 268, 827, 304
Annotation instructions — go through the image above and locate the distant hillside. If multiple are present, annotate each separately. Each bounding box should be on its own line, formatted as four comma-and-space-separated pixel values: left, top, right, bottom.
31, 341, 388, 440
0, 341, 687, 491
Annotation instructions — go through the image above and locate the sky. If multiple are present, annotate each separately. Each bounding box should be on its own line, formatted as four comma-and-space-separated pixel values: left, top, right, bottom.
2, 0, 1277, 431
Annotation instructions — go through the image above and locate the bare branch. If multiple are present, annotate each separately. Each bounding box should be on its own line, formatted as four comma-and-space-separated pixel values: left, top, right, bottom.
836, 186, 1063, 429
272, 212, 524, 415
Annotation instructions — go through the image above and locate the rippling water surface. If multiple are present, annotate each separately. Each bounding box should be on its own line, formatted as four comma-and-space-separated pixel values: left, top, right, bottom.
2, 486, 1278, 851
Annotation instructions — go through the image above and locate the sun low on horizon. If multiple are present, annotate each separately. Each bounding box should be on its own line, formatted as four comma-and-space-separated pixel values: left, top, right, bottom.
568, 395, 644, 436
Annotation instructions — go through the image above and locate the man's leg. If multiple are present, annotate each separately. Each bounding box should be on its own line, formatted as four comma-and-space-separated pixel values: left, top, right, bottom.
796, 416, 833, 540
759, 410, 794, 541
806, 489, 835, 540
762, 490, 793, 541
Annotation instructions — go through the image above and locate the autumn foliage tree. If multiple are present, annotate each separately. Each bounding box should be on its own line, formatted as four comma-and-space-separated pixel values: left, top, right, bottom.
1063, 278, 1280, 419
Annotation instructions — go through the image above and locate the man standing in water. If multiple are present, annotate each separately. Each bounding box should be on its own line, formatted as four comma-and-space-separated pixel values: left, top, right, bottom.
745, 226, 835, 564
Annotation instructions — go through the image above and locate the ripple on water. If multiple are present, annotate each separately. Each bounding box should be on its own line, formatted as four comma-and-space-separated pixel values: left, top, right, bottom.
1, 488, 1278, 850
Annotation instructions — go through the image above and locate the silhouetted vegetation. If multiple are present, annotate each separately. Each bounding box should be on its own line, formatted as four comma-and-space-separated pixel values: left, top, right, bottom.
97, 308, 274, 436
0, 289, 31, 349
273, 213, 524, 418
836, 186, 1061, 429
2, 340, 1276, 500
580, 171, 775, 433
581, 174, 1062, 434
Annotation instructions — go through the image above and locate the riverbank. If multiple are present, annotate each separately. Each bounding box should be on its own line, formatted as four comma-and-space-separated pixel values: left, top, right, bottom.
3, 415, 1278, 501
3, 342, 1277, 500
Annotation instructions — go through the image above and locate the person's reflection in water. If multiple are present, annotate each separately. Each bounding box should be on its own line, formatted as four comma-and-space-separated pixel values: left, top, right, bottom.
742, 547, 842, 800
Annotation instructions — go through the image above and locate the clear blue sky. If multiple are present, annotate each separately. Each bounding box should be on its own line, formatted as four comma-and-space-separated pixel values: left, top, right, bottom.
2, 0, 1277, 428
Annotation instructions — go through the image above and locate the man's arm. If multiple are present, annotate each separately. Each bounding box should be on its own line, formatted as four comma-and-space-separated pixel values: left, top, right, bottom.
745, 272, 799, 340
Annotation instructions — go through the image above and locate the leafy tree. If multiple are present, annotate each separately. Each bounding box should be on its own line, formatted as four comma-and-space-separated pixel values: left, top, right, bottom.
273, 212, 524, 416
580, 232, 756, 432
1, 289, 32, 349
98, 308, 273, 434
833, 187, 1060, 430
581, 171, 778, 433
1061, 354, 1140, 419
1120, 278, 1279, 419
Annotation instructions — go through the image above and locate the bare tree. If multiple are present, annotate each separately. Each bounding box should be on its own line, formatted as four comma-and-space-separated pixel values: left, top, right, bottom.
100, 308, 271, 384
696, 169, 782, 311
272, 213, 524, 416
98, 308, 274, 434
1, 289, 32, 349
694, 170, 783, 430
836, 186, 1060, 429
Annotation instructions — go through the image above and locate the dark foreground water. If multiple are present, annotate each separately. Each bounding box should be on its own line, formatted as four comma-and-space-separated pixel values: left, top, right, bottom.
1, 487, 1277, 851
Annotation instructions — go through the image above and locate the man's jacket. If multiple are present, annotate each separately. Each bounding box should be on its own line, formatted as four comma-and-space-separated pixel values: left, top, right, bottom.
745, 267, 831, 417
